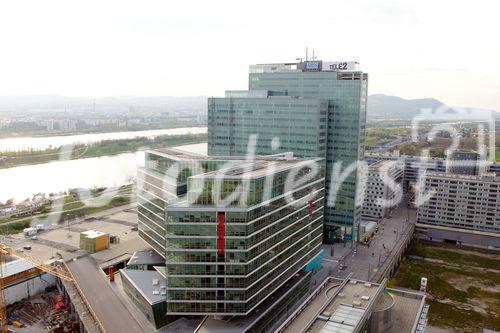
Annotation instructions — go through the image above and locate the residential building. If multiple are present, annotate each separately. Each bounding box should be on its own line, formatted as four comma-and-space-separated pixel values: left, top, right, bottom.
365, 151, 500, 185
365, 152, 446, 190
361, 160, 403, 222
445, 149, 480, 175
487, 161, 500, 177
208, 59, 368, 243
417, 172, 500, 234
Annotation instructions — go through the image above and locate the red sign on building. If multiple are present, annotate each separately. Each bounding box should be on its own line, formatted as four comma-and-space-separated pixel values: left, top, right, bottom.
217, 212, 225, 255
309, 187, 315, 219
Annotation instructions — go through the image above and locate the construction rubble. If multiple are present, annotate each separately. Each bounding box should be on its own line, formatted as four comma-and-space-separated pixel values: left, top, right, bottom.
7, 290, 80, 333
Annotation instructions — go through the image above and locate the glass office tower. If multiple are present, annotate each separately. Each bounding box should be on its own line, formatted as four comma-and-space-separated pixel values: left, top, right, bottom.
208, 60, 368, 242
164, 157, 325, 315
137, 148, 241, 257
208, 90, 328, 158
137, 148, 325, 319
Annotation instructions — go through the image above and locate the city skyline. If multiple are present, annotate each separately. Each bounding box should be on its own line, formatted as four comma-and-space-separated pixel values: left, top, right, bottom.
0, 2, 499, 331
1, 0, 499, 113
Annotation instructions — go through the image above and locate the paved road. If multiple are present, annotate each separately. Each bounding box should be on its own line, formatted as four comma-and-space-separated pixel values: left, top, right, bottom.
314, 204, 416, 286
67, 256, 148, 333
258, 203, 417, 332
368, 134, 413, 153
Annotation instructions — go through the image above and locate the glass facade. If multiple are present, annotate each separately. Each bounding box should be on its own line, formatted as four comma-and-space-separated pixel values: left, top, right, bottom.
164, 159, 325, 315
137, 150, 241, 257
208, 97, 328, 158
207, 63, 368, 242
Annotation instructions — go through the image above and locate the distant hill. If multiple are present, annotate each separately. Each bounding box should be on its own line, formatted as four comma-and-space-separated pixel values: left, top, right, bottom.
367, 94, 497, 121
367, 94, 444, 120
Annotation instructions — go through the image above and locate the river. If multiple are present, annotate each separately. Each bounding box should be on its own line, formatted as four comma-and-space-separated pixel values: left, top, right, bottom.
0, 127, 207, 152
0, 142, 208, 203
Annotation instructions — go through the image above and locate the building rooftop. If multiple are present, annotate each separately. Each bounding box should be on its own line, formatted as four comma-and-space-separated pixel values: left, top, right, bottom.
320, 305, 365, 332
126, 249, 164, 267
149, 147, 211, 160
221, 90, 327, 100
190, 157, 322, 180
368, 160, 403, 172
0, 259, 37, 278
425, 171, 499, 181
249, 60, 360, 74
67, 256, 148, 333
150, 147, 301, 164
120, 268, 167, 305
153, 266, 167, 278
90, 236, 151, 267
279, 277, 425, 333
81, 229, 107, 239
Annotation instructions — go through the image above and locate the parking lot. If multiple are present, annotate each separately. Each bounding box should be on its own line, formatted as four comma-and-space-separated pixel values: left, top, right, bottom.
1, 204, 138, 262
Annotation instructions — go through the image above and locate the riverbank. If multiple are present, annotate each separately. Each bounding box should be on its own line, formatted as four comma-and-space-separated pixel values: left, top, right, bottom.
0, 185, 133, 235
0, 132, 207, 169
0, 122, 206, 139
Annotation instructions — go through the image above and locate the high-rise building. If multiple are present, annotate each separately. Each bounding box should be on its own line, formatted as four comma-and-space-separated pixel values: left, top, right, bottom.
137, 148, 242, 257
208, 60, 368, 243
208, 90, 328, 158
137, 148, 325, 318
164, 156, 325, 315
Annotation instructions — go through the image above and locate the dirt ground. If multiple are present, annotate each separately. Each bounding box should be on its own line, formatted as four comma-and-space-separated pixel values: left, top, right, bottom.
391, 241, 500, 332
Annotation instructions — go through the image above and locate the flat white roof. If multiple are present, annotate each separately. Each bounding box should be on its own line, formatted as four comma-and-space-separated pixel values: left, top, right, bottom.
81, 229, 108, 239
0, 259, 36, 278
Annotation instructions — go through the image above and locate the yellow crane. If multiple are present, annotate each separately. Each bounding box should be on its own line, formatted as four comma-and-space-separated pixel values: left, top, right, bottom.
0, 244, 73, 333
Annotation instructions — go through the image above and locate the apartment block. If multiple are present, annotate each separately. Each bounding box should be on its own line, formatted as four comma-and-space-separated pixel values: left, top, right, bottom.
445, 149, 480, 175
361, 160, 403, 222
417, 172, 500, 233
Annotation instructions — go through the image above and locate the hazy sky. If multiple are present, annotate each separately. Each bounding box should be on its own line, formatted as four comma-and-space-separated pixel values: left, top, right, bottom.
1, 0, 499, 111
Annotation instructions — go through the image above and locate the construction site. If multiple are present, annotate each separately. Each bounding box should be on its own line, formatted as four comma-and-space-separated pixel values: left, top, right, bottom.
0, 203, 157, 333
6, 288, 76, 333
